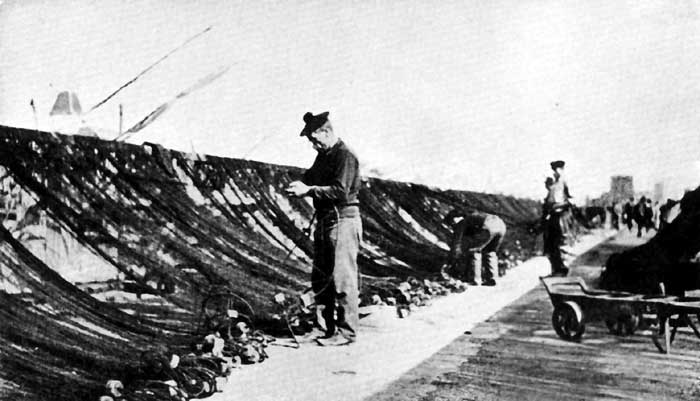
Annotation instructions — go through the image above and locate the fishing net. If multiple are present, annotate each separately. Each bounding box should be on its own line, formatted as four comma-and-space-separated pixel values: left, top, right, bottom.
0, 125, 541, 400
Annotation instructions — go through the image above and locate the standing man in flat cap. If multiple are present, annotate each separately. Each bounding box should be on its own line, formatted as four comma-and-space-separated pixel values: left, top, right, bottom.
286, 111, 362, 346
543, 160, 572, 276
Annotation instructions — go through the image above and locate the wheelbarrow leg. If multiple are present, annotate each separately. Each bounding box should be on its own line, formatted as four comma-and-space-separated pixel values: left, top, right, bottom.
665, 315, 672, 354
670, 314, 700, 344
668, 314, 686, 344
652, 284, 672, 354
652, 313, 671, 354
670, 323, 678, 344
687, 314, 700, 339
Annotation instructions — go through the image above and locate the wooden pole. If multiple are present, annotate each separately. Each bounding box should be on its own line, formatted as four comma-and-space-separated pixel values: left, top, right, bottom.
30, 99, 38, 131
119, 104, 123, 136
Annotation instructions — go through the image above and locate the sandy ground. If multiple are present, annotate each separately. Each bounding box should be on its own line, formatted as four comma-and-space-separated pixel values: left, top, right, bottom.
205, 229, 614, 401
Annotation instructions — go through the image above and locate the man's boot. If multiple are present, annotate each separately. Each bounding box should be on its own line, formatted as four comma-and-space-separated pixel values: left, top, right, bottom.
467, 252, 481, 285
482, 252, 498, 286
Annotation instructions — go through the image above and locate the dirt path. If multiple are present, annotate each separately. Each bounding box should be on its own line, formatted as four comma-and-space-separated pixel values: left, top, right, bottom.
369, 230, 700, 401
206, 230, 613, 401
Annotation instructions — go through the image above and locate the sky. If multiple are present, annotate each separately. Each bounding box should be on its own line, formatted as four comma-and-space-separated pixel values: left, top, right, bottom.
1, 0, 699, 200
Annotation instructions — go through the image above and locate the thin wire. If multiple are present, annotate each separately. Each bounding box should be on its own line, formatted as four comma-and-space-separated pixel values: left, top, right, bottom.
87, 26, 213, 114
279, 211, 316, 266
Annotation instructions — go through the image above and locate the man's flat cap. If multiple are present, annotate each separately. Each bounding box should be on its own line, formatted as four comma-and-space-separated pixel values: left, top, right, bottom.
299, 111, 330, 136
550, 160, 565, 169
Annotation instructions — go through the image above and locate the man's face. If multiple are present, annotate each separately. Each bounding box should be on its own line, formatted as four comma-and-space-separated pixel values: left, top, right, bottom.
306, 128, 332, 151
553, 167, 563, 179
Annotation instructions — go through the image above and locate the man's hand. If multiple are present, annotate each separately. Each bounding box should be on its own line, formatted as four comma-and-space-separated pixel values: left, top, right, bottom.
285, 181, 311, 197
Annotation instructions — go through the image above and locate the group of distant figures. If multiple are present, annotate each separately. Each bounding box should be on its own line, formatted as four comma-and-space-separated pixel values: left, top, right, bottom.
609, 197, 681, 237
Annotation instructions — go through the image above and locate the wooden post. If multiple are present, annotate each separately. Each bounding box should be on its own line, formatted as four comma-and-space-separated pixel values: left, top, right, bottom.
119, 104, 123, 136
30, 99, 38, 131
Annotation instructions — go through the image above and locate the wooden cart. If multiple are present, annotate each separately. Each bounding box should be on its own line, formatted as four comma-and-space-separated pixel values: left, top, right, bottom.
540, 276, 700, 353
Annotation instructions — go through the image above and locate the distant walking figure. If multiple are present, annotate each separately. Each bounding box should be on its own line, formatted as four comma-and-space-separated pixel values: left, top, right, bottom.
611, 201, 623, 230
444, 209, 506, 286
633, 196, 654, 237
622, 198, 635, 232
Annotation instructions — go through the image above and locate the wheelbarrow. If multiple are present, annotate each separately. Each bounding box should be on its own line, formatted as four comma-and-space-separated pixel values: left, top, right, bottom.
540, 276, 700, 353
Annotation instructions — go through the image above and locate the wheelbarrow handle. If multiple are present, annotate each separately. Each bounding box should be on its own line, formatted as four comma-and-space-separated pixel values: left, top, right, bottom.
539, 276, 588, 297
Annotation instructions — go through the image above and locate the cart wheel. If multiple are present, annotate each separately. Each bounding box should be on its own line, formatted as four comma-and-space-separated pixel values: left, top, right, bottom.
552, 301, 585, 341
605, 306, 640, 336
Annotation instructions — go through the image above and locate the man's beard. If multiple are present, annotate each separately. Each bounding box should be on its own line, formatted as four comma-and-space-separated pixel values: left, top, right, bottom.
312, 141, 327, 152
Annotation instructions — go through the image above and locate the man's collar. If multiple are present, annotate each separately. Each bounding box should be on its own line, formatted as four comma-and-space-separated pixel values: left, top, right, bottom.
320, 138, 342, 154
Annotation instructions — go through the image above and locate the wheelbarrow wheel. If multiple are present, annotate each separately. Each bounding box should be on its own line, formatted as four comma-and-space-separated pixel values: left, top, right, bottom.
552, 301, 585, 341
605, 306, 640, 336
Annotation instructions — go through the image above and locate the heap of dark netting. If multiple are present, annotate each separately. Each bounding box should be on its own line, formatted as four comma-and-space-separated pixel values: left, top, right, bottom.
0, 224, 191, 401
600, 185, 700, 295
0, 125, 541, 400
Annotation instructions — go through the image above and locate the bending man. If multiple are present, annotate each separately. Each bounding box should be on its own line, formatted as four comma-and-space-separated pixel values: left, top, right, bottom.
445, 209, 506, 286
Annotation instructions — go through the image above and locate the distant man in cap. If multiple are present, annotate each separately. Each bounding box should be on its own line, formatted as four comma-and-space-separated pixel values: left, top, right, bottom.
543, 160, 572, 276
285, 111, 362, 346
443, 208, 506, 286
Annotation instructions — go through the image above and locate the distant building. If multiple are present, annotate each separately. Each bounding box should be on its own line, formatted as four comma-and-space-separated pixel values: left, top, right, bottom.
610, 176, 634, 203
49, 91, 82, 116
49, 91, 83, 134
653, 182, 664, 203
48, 91, 98, 137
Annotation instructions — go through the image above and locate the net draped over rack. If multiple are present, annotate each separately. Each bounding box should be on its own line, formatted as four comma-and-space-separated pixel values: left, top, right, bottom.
0, 126, 542, 400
